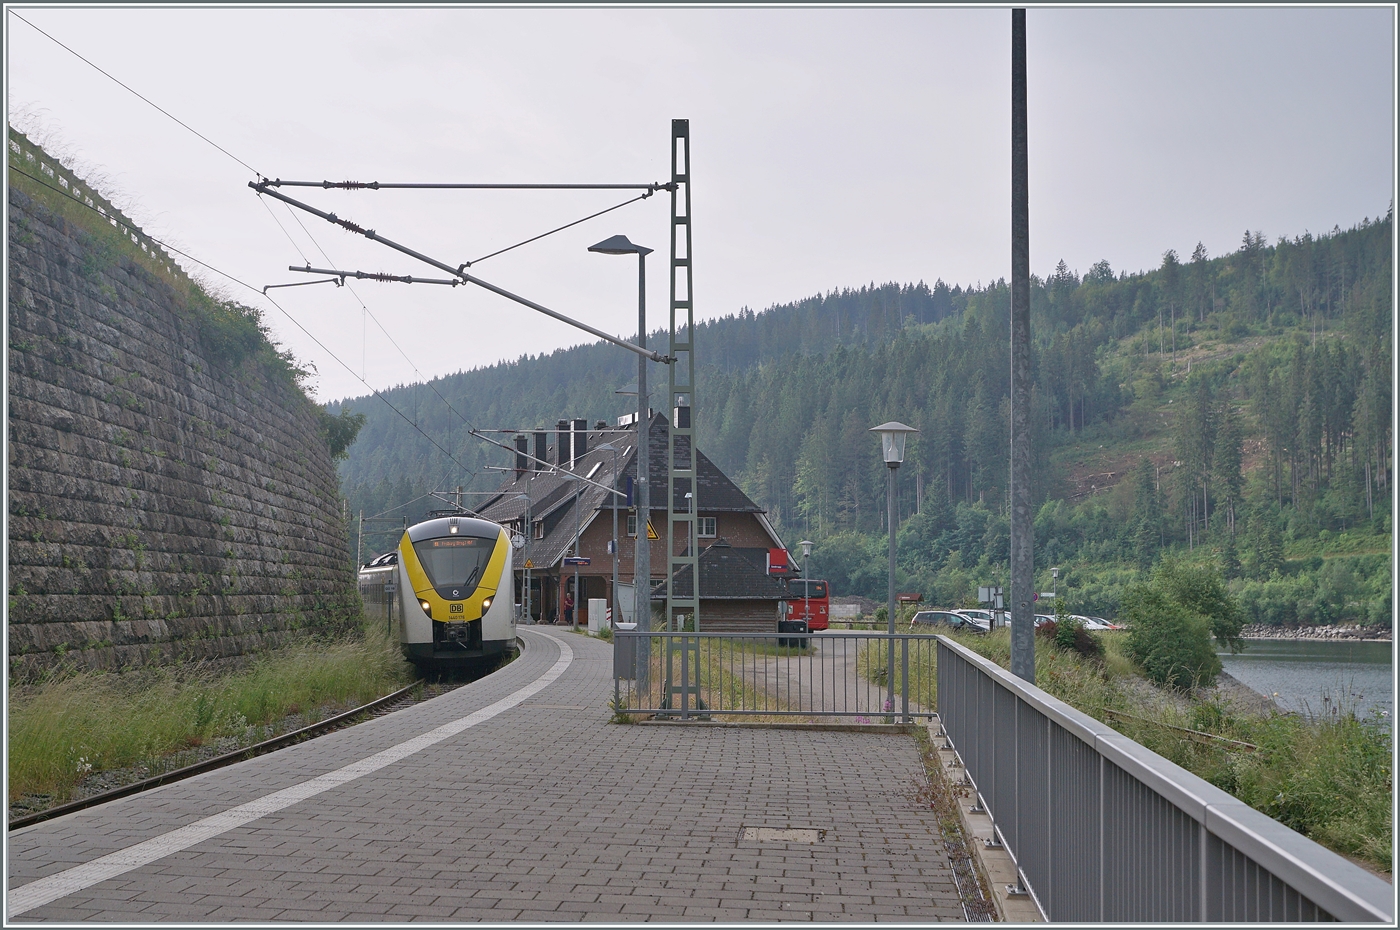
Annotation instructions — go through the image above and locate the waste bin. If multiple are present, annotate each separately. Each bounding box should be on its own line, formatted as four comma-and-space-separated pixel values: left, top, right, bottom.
613, 622, 638, 678
777, 619, 809, 648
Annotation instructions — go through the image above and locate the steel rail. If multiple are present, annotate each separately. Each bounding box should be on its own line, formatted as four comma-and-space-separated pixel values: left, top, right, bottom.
249, 182, 669, 364
262, 179, 675, 192
8, 679, 426, 831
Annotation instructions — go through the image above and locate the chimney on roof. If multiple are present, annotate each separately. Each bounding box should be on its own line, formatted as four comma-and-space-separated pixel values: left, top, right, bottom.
556, 420, 571, 467
533, 431, 547, 471
514, 435, 528, 478
572, 418, 588, 461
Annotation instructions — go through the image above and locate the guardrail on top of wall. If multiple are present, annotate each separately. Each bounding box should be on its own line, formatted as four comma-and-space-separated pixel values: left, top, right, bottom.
8, 130, 180, 281
935, 635, 1393, 923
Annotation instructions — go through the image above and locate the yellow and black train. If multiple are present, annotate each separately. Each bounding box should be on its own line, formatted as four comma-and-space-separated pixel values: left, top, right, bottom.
358, 513, 517, 670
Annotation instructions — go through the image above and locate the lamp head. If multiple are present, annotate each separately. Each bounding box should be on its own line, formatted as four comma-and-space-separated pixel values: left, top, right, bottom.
869, 421, 919, 466
799, 539, 814, 559
589, 234, 653, 257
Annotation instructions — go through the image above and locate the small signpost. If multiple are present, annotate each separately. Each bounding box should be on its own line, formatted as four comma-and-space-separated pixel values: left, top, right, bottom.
564, 557, 591, 566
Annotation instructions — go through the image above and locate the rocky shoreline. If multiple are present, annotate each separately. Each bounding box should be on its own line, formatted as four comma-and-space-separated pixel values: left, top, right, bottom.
1239, 623, 1391, 643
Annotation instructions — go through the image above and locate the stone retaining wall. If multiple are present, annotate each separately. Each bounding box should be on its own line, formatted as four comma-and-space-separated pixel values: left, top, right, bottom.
7, 158, 358, 678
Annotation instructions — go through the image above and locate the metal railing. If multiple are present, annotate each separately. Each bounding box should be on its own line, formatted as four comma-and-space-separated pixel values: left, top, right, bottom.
612, 631, 939, 720
936, 636, 1393, 923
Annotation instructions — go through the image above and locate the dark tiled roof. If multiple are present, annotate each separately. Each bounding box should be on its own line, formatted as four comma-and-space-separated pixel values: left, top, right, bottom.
653, 539, 790, 601
476, 413, 766, 570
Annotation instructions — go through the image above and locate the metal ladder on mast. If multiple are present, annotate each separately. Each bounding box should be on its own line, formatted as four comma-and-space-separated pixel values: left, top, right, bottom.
663, 118, 702, 717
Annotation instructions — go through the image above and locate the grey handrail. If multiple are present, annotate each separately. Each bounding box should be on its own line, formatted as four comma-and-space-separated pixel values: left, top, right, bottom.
936, 635, 1392, 923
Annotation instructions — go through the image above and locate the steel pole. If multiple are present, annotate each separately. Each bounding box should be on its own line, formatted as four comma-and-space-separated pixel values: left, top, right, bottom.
573, 482, 581, 633
634, 252, 651, 684
1010, 7, 1035, 683
611, 447, 620, 629
887, 462, 898, 716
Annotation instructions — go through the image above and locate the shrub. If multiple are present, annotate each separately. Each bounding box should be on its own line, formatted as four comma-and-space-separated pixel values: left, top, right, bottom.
1121, 586, 1221, 689
1152, 557, 1245, 651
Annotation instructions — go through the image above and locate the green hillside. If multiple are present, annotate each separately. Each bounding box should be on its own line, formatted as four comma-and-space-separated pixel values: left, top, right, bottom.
333, 211, 1393, 627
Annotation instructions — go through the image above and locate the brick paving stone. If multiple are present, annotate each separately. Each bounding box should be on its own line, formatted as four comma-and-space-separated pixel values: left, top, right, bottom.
7, 629, 962, 922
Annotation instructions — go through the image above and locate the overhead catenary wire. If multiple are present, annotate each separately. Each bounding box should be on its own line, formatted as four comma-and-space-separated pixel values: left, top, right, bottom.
10, 8, 486, 449
8, 9, 262, 178
250, 181, 669, 364
257, 194, 481, 436
466, 191, 652, 266
8, 162, 477, 483
9, 16, 650, 489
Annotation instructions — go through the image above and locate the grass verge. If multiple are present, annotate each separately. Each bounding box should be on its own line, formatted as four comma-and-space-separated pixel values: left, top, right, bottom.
8, 621, 416, 804
861, 628, 1392, 873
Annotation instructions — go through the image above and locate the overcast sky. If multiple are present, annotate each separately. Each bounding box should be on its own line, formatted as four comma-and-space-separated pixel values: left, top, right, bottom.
6, 6, 1394, 402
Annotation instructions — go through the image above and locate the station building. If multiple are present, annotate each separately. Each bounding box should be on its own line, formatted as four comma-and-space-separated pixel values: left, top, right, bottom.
475, 412, 789, 630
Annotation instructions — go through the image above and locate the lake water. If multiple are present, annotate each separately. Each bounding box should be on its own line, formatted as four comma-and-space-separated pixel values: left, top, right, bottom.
1219, 639, 1394, 721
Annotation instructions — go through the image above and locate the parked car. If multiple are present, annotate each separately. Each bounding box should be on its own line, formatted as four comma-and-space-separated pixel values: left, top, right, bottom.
1071, 615, 1119, 631
951, 611, 992, 632
1034, 614, 1056, 629
910, 610, 986, 633
955, 609, 999, 628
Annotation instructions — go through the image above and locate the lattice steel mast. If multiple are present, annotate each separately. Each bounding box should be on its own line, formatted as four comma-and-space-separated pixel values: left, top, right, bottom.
666, 119, 699, 635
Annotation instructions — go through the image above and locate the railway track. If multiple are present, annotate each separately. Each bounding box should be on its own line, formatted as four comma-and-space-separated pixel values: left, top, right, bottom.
8, 678, 464, 831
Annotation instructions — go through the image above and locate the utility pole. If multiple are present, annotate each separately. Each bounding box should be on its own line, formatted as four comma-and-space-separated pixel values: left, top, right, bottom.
1010, 8, 1036, 683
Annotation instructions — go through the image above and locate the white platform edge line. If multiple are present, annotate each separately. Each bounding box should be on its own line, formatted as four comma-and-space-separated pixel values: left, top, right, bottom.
8, 629, 573, 918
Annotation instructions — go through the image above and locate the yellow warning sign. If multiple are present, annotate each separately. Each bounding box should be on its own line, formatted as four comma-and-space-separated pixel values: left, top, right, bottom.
524, 559, 534, 568
647, 521, 659, 539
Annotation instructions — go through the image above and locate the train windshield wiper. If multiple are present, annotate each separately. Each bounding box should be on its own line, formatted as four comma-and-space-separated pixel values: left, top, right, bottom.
463, 565, 480, 590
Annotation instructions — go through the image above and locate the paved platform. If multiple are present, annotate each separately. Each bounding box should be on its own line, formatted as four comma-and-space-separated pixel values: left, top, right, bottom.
7, 627, 963, 922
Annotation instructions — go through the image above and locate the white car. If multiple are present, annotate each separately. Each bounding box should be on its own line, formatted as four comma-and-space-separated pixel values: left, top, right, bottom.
1073, 615, 1122, 631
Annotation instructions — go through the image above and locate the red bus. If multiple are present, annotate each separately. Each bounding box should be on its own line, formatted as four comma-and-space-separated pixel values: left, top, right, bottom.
787, 579, 830, 631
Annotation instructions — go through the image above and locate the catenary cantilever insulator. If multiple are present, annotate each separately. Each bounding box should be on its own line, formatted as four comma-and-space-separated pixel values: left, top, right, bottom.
250, 181, 669, 365
288, 265, 461, 286
264, 179, 676, 193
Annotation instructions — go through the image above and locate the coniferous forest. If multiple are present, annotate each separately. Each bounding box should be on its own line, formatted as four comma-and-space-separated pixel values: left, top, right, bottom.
333, 210, 1392, 628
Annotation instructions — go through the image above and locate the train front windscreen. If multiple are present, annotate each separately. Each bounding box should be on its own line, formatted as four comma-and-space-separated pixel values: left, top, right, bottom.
412, 536, 496, 598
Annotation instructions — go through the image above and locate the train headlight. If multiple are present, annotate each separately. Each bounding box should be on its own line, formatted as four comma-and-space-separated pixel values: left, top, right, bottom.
480, 596, 493, 613
418, 599, 432, 616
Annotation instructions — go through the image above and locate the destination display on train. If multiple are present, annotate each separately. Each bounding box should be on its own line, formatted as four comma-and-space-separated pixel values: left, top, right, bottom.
430, 538, 480, 547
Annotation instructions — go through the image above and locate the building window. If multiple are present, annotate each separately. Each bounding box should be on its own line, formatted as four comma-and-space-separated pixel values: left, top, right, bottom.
698, 516, 717, 537
627, 514, 637, 537
533, 520, 544, 539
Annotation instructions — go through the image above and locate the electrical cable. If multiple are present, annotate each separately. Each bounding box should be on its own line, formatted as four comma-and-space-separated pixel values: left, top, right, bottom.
9, 9, 484, 453
8, 17, 647, 491
9, 161, 477, 482
466, 191, 651, 266
8, 10, 262, 178
256, 195, 312, 266
260, 193, 481, 437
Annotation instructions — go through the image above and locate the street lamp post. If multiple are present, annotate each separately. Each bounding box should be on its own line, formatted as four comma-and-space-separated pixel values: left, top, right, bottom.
597, 443, 621, 628
590, 235, 653, 637
870, 421, 919, 720
798, 540, 815, 630
592, 235, 653, 680
571, 475, 582, 632
515, 492, 532, 624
